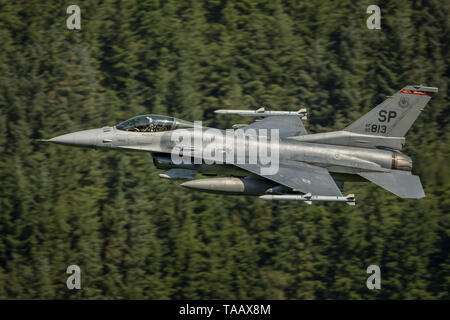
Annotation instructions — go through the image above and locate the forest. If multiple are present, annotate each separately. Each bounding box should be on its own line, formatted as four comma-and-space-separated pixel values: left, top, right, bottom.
0, 0, 448, 299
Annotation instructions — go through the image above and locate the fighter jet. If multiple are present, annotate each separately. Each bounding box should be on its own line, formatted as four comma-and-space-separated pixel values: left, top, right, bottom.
41, 85, 438, 205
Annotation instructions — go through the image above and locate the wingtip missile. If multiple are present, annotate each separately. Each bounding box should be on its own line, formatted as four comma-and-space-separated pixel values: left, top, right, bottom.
303, 192, 312, 204
259, 193, 356, 205
345, 194, 356, 206
215, 108, 307, 118
298, 108, 307, 120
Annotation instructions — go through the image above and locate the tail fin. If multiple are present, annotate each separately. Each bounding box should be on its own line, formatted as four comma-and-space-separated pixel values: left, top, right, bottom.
345, 85, 437, 137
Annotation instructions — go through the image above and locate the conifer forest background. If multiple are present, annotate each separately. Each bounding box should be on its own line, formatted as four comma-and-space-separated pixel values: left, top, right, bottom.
0, 0, 448, 299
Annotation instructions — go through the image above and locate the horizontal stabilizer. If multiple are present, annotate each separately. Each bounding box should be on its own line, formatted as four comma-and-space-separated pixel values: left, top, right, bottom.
359, 171, 425, 199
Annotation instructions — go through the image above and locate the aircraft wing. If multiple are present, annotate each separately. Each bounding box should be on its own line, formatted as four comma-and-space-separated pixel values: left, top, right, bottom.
241, 116, 307, 137
235, 160, 343, 196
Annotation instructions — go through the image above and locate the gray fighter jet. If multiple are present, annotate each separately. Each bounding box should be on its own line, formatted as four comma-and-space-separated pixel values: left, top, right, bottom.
41, 85, 438, 204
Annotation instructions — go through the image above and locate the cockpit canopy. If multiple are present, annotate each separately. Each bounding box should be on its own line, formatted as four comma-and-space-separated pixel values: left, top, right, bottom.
116, 115, 193, 133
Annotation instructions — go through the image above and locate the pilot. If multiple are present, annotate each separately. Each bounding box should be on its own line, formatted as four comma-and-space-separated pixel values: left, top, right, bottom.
144, 117, 154, 132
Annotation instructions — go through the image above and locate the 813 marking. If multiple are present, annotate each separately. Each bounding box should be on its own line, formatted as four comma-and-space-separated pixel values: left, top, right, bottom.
365, 123, 387, 133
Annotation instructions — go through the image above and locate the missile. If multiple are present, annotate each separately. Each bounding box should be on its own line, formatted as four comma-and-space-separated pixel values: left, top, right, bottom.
259, 193, 356, 205
215, 107, 307, 120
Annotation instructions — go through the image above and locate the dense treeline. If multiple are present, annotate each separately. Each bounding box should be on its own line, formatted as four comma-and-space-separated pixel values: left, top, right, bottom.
0, 0, 448, 299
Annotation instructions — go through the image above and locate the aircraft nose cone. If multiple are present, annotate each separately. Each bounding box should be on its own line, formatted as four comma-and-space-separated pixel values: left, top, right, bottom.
49, 129, 101, 146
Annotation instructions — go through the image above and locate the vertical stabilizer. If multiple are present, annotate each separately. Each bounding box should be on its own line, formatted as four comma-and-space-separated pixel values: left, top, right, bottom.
345, 85, 437, 137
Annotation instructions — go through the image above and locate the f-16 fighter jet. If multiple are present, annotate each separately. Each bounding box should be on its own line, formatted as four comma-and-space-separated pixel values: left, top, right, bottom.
41, 85, 437, 205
